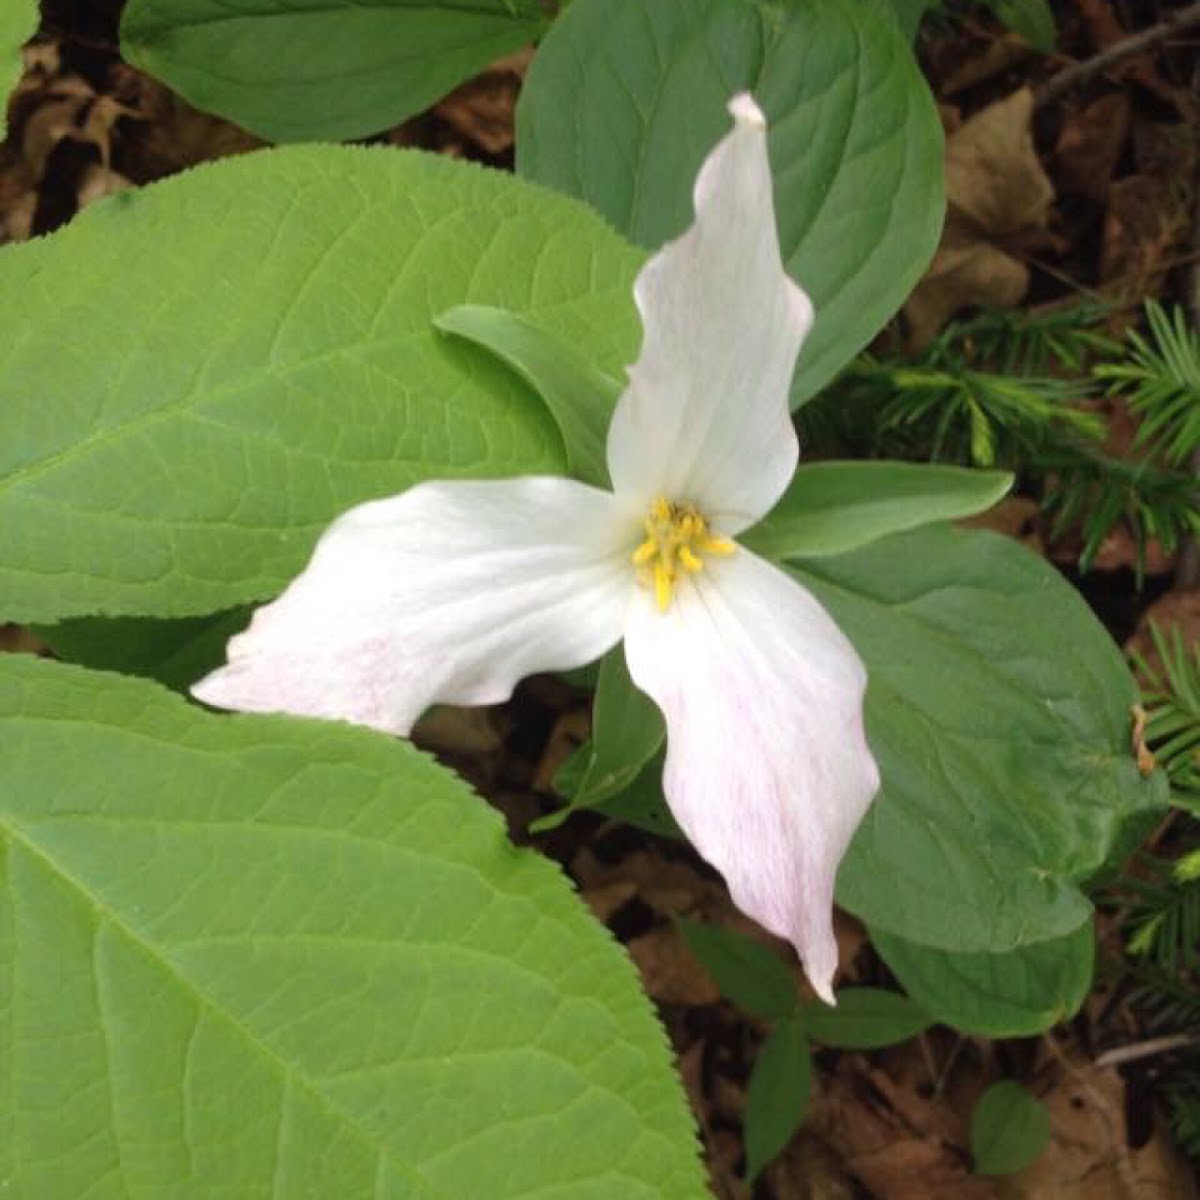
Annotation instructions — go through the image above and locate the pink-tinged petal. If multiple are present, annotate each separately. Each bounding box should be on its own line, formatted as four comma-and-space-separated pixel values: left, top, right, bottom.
606, 93, 813, 534
623, 549, 879, 1002
193, 478, 633, 735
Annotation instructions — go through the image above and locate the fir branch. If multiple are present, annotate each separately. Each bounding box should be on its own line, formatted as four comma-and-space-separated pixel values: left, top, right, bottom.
1098, 301, 1200, 468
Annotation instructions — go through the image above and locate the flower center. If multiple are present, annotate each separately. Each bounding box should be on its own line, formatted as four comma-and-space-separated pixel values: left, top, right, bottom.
631, 497, 735, 612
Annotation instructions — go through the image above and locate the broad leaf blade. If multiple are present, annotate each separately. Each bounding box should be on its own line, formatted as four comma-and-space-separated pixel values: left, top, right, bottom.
873, 924, 1095, 1037
799, 988, 929, 1048
517, 0, 944, 402
121, 0, 546, 143
0, 655, 704, 1197
744, 462, 1012, 560
0, 146, 643, 623
794, 525, 1167, 953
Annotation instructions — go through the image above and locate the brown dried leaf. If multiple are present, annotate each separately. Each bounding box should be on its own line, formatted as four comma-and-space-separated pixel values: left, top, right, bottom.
960, 495, 1043, 548
629, 922, 721, 1007
765, 1135, 858, 1200
530, 707, 589, 792
111, 64, 262, 178
433, 48, 530, 157
812, 1056, 992, 1200
945, 88, 1054, 236
906, 88, 1055, 343
1012, 1053, 1197, 1200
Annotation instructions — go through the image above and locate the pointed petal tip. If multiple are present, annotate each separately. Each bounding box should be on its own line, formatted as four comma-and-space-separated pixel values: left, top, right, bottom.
189, 672, 223, 709
799, 935, 839, 1006
810, 974, 837, 1007
727, 92, 766, 130
189, 667, 263, 718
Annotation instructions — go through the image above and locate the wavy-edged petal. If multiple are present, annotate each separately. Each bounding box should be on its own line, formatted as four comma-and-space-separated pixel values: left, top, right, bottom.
623, 549, 879, 1002
606, 93, 813, 534
193, 478, 633, 735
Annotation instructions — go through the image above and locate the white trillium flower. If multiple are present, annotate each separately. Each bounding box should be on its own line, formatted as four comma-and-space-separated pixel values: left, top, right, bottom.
193, 93, 880, 1003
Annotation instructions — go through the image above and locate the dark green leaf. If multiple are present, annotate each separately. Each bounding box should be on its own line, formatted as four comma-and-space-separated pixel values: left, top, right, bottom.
743, 462, 1012, 560
873, 924, 1095, 1037
592, 751, 681, 839
744, 1016, 812, 1181
677, 919, 796, 1022
37, 609, 249, 692
121, 0, 547, 143
517, 0, 945, 402
970, 1081, 1051, 1175
799, 987, 929, 1048
577, 649, 665, 803
793, 525, 1167, 952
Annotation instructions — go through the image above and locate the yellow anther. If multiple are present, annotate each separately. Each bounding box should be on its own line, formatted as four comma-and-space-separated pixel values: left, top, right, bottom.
631, 495, 736, 612
653, 562, 673, 612
631, 538, 658, 566
699, 534, 736, 557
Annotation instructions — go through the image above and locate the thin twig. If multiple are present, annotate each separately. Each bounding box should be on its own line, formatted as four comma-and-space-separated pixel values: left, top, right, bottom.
1034, 2, 1200, 108
1095, 1032, 1200, 1068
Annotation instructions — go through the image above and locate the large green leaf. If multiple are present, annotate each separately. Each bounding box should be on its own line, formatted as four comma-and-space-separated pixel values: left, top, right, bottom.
0, 655, 703, 1198
120, 0, 546, 143
0, 146, 643, 624
872, 924, 1095, 1037
1, 0, 35, 141
793, 524, 1167, 952
517, 0, 944, 402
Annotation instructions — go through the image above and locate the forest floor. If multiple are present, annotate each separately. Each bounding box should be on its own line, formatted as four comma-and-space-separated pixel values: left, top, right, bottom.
3, 1, 1199, 1196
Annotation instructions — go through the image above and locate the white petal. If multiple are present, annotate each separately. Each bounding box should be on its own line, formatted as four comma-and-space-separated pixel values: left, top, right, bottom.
623, 549, 879, 1002
606, 93, 813, 534
193, 478, 633, 735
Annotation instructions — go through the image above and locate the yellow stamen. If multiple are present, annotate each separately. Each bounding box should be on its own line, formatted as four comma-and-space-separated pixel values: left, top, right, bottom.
631, 538, 658, 566
653, 561, 673, 612
699, 534, 736, 557
630, 495, 737, 612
